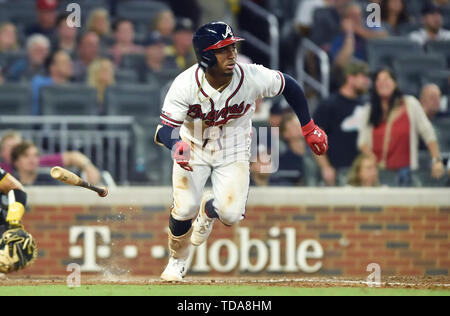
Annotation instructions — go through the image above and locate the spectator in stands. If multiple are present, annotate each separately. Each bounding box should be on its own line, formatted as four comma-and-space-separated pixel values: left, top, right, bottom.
314, 61, 371, 186
73, 32, 100, 82
31, 50, 73, 115
25, 0, 59, 40
152, 9, 176, 45
87, 58, 115, 113
380, 0, 414, 35
270, 112, 306, 186
109, 19, 143, 67
358, 68, 445, 186
0, 22, 19, 53
52, 14, 78, 57
166, 18, 196, 71
347, 153, 380, 187
331, 2, 387, 68
295, 0, 333, 35
6, 34, 50, 82
0, 68, 4, 85
2, 133, 101, 185
409, 2, 450, 46
250, 145, 273, 187
11, 141, 57, 186
86, 8, 113, 49
140, 31, 178, 82
420, 83, 447, 121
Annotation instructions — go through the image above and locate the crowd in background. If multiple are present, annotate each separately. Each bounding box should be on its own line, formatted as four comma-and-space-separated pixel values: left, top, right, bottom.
0, 0, 449, 188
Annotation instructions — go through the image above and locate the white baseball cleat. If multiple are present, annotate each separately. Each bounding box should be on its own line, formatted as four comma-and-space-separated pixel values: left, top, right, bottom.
160, 257, 187, 281
191, 192, 215, 246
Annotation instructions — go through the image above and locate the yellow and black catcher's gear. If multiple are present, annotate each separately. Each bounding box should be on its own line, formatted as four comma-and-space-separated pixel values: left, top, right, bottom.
0, 228, 38, 274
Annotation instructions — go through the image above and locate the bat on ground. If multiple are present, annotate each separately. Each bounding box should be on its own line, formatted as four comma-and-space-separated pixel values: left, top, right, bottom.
50, 166, 108, 197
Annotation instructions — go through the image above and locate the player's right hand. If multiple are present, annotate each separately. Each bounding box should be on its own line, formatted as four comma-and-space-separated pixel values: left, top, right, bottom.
173, 141, 193, 172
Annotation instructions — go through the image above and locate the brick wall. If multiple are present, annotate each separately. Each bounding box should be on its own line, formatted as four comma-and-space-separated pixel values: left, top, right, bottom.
13, 188, 450, 277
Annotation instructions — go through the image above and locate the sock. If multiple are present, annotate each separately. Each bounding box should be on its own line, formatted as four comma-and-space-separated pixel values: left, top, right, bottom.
205, 199, 219, 219
169, 215, 192, 237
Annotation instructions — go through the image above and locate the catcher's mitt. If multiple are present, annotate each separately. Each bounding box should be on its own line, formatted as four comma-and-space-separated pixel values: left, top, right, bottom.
0, 228, 38, 274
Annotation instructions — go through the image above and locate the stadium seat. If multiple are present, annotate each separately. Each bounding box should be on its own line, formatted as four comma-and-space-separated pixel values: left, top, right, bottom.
393, 55, 447, 96
404, 0, 423, 21
116, 0, 169, 37
40, 85, 99, 115
367, 37, 423, 70
120, 53, 145, 70
115, 68, 139, 84
421, 70, 450, 96
58, 0, 110, 20
105, 84, 162, 120
0, 51, 27, 73
0, 84, 31, 115
309, 8, 341, 49
427, 41, 450, 66
0, 0, 37, 26
414, 151, 449, 187
434, 117, 450, 152
146, 69, 178, 90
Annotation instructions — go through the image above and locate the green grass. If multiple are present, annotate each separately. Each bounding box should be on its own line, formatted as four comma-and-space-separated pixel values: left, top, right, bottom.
0, 285, 449, 296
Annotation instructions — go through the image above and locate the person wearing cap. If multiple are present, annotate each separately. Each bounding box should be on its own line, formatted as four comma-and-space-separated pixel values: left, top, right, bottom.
25, 0, 59, 39
166, 18, 197, 71
313, 61, 371, 186
140, 31, 178, 83
409, 2, 450, 46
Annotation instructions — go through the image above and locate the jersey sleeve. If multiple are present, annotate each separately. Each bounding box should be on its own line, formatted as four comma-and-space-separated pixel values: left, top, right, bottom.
160, 76, 190, 128
247, 64, 285, 99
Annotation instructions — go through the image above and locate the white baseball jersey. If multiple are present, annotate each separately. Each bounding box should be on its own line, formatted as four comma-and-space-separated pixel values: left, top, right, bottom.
160, 63, 285, 162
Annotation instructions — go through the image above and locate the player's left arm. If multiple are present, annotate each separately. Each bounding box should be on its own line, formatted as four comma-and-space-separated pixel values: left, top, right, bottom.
281, 73, 328, 156
0, 169, 27, 227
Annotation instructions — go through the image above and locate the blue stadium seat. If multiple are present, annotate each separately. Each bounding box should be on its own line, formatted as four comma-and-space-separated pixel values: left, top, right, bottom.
393, 55, 447, 96
0, 83, 31, 115
40, 85, 99, 115
105, 84, 161, 120
120, 53, 145, 70
0, 0, 37, 26
427, 41, 450, 66
116, 0, 169, 37
0, 51, 27, 73
434, 117, 450, 152
367, 37, 423, 70
58, 0, 110, 20
115, 68, 139, 84
309, 8, 340, 49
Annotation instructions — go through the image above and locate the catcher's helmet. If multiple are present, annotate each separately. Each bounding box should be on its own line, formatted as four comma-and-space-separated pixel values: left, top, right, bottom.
193, 21, 244, 69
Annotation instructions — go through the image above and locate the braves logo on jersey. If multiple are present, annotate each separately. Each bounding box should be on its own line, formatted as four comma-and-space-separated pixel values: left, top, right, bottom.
187, 64, 252, 127
187, 102, 252, 127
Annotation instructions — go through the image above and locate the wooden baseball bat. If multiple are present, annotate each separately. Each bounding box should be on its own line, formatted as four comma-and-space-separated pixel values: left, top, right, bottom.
50, 166, 108, 197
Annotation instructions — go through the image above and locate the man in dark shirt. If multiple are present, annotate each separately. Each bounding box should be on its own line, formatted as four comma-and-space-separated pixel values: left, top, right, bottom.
25, 0, 59, 40
313, 61, 370, 185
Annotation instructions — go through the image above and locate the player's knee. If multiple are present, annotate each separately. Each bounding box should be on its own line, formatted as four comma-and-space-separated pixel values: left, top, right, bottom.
171, 203, 199, 221
216, 201, 246, 226
218, 211, 242, 226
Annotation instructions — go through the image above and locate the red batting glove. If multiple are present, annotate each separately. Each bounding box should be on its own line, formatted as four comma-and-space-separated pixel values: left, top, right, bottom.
173, 141, 193, 172
302, 120, 328, 156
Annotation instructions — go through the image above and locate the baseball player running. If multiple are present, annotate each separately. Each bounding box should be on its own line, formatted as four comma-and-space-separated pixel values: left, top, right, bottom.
154, 22, 328, 281
0, 167, 38, 275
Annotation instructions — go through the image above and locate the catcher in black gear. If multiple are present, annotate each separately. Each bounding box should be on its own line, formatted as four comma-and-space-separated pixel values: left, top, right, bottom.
0, 167, 37, 274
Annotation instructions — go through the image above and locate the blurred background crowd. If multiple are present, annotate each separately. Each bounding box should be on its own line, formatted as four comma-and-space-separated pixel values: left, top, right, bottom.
0, 0, 449, 188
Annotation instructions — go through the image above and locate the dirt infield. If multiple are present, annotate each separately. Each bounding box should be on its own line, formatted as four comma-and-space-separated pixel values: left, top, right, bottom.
1, 275, 449, 290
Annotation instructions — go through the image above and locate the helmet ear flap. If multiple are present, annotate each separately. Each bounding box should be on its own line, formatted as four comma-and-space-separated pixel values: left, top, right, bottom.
201, 50, 217, 69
